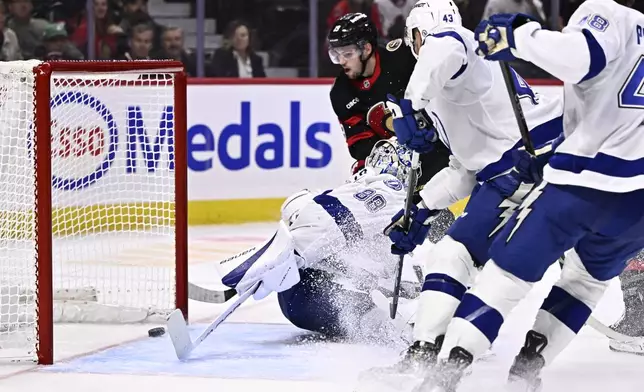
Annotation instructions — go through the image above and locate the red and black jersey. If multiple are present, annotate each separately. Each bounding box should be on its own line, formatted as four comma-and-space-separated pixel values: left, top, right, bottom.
329, 38, 450, 187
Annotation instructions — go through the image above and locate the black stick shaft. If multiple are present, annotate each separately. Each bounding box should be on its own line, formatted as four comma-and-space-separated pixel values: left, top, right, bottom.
499, 62, 535, 155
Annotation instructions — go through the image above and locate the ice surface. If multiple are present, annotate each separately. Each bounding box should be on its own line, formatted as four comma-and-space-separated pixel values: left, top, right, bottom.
0, 223, 643, 392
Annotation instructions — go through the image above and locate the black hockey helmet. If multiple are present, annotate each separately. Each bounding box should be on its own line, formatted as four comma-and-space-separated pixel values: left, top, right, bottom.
327, 13, 378, 50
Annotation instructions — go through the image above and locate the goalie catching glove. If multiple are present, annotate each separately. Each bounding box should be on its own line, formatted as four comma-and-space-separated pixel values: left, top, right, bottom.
385, 202, 440, 255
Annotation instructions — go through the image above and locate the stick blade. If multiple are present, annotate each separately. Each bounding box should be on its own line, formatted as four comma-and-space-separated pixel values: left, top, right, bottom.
166, 309, 193, 360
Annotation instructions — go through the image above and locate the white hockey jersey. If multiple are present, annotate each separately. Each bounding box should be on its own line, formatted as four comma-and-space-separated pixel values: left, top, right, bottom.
511, 0, 644, 193
288, 173, 407, 280
406, 24, 564, 210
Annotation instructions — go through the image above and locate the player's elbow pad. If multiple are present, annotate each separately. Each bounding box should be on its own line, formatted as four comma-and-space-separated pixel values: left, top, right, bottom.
513, 25, 592, 84
419, 161, 477, 210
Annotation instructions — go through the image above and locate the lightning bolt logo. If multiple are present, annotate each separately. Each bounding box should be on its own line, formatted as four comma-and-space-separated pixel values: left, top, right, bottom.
507, 182, 546, 242
490, 199, 517, 238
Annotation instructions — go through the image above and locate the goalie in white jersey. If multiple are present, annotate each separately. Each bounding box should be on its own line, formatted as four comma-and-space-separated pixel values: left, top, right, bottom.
219, 139, 447, 342
392, 0, 644, 391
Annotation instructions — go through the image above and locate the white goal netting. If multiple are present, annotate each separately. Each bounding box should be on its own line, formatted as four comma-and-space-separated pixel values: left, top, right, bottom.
0, 60, 183, 362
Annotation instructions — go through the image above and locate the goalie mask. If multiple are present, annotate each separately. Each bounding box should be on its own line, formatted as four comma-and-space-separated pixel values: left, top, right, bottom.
355, 138, 420, 186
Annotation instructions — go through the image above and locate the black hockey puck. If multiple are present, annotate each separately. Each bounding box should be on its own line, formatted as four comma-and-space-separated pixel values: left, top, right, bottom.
148, 327, 165, 337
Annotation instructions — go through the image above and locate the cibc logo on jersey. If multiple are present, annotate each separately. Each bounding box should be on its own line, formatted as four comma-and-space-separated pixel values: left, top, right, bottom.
43, 91, 175, 191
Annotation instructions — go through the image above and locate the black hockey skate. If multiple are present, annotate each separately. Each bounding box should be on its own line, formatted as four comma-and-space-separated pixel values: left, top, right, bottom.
413, 346, 473, 392
507, 330, 547, 392
394, 337, 445, 373
354, 337, 444, 392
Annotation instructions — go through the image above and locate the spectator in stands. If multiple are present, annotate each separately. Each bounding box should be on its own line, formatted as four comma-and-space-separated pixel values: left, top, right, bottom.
374, 0, 414, 40
120, 0, 148, 33
483, 0, 546, 23
327, 0, 383, 39
542, 0, 583, 30
207, 20, 266, 78
36, 23, 83, 61
456, 0, 488, 31
481, 0, 552, 79
7, 0, 51, 59
120, 0, 162, 50
119, 23, 152, 60
70, 0, 124, 59
0, 2, 22, 61
155, 27, 196, 76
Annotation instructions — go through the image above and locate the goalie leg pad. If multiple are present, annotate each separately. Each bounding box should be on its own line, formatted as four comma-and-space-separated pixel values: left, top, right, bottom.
413, 236, 478, 344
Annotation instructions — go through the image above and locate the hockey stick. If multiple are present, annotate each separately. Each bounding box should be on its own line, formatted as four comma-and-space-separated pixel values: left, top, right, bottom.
389, 151, 421, 319
188, 282, 236, 304
586, 315, 640, 343
499, 61, 535, 155
167, 281, 260, 360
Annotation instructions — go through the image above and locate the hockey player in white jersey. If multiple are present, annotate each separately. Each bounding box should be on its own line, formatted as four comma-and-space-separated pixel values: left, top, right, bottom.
393, 0, 644, 391
218, 138, 441, 341
363, 0, 563, 380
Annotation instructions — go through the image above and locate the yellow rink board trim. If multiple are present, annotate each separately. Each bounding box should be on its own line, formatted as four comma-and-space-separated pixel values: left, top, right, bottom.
188, 199, 285, 225
0, 202, 177, 238
189, 196, 470, 225
0, 197, 470, 238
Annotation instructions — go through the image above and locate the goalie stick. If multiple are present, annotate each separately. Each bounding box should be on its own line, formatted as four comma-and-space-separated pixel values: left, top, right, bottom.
188, 282, 236, 304
389, 151, 421, 319
167, 281, 261, 360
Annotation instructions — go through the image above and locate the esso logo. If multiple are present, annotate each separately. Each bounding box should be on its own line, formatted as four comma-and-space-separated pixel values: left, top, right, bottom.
50, 91, 118, 191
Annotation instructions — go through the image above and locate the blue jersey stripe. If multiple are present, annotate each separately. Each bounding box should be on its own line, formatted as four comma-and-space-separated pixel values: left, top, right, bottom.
313, 192, 364, 242
476, 116, 564, 182
550, 151, 644, 178
580, 29, 607, 83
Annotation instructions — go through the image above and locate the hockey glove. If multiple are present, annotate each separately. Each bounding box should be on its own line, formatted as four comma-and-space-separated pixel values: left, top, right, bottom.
474, 13, 540, 62
511, 134, 564, 184
385, 94, 437, 153
386, 204, 439, 256
366, 101, 395, 138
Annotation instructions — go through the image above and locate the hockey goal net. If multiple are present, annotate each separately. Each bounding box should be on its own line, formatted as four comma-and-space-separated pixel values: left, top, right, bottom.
0, 60, 188, 364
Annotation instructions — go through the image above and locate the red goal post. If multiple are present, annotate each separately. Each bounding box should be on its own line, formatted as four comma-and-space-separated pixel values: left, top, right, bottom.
0, 60, 188, 364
